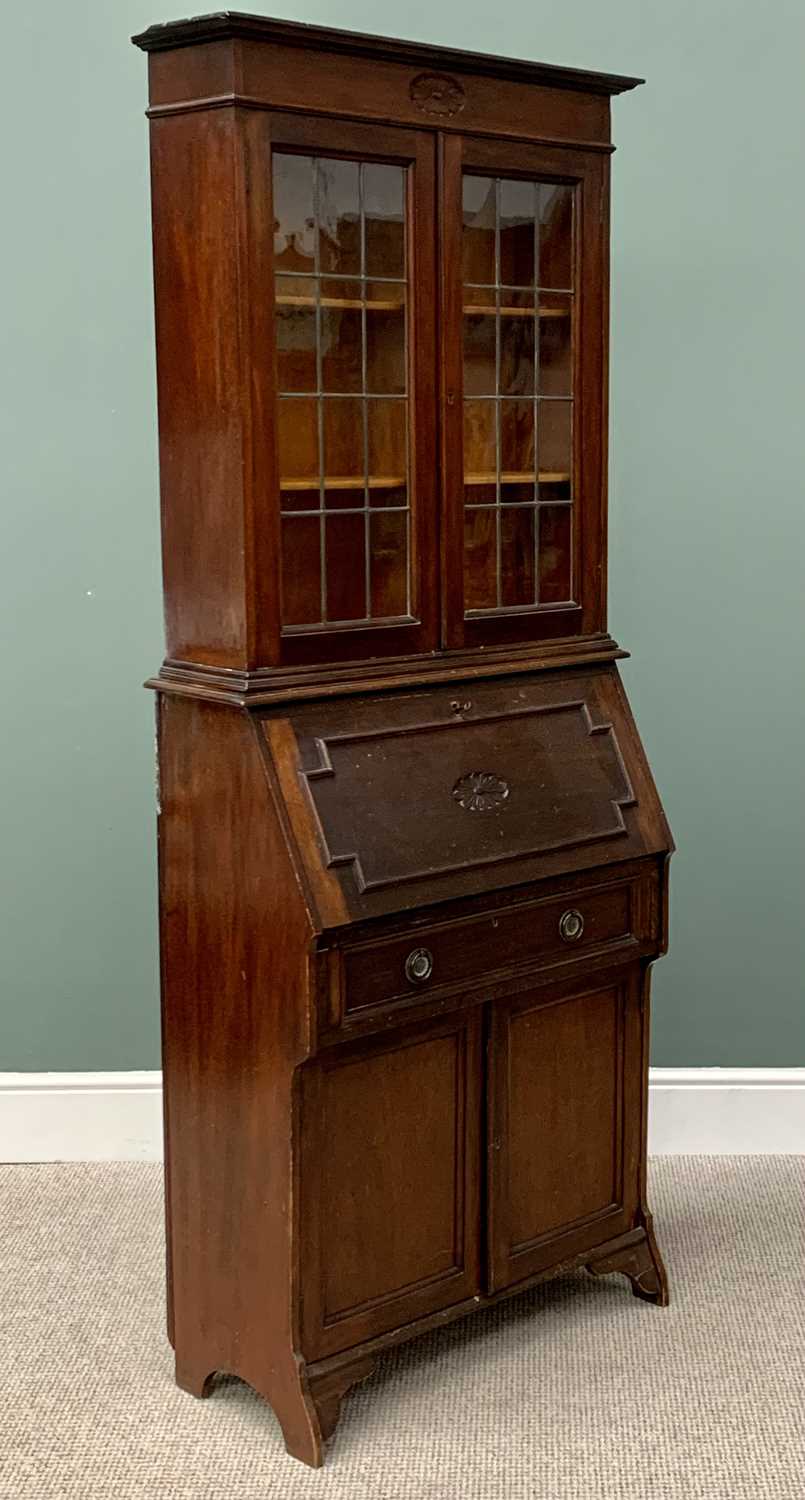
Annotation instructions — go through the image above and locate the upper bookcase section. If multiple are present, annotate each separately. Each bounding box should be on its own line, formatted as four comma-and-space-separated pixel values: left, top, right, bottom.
135, 15, 643, 701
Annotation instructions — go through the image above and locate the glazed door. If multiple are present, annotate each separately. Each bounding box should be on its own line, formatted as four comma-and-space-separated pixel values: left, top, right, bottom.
486, 967, 642, 1291
440, 134, 608, 650
299, 1009, 481, 1359
269, 115, 438, 664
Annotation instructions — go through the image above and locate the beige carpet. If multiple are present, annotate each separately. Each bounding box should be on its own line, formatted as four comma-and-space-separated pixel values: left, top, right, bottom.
1, 1158, 803, 1498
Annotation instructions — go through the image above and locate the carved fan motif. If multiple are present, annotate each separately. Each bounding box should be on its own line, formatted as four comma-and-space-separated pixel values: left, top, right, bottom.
409, 72, 466, 117
453, 771, 510, 812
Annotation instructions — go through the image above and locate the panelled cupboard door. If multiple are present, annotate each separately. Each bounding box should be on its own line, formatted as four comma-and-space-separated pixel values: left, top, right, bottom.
268, 114, 438, 665
299, 1010, 482, 1359
440, 135, 608, 650
487, 968, 642, 1291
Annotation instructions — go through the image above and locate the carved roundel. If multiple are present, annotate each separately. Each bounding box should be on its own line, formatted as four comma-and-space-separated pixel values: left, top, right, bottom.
453, 771, 510, 813
409, 71, 466, 117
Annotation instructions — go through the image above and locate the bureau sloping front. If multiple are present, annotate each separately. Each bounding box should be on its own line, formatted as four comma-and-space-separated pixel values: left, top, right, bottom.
260, 665, 672, 925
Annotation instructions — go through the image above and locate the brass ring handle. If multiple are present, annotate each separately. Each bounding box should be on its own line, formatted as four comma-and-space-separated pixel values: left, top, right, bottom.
559, 909, 584, 942
405, 947, 434, 983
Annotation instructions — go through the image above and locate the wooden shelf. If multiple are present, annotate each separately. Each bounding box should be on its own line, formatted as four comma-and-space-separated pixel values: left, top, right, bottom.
281, 472, 568, 492
465, 471, 571, 486
276, 297, 563, 317
463, 304, 569, 319
276, 294, 404, 312
281, 475, 405, 491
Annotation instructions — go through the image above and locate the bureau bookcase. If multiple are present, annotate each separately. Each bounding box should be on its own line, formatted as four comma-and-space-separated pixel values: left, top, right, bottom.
133, 13, 672, 1467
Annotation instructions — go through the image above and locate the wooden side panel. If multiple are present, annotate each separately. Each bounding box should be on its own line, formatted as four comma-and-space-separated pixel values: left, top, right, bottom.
300, 1010, 482, 1358
157, 696, 321, 1461
149, 108, 277, 668
487, 966, 642, 1290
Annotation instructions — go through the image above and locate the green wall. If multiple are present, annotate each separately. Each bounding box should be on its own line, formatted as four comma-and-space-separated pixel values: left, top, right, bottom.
2, 1, 803, 1069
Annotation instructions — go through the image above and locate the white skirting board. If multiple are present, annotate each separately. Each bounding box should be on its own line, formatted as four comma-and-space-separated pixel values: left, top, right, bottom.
0, 1069, 803, 1162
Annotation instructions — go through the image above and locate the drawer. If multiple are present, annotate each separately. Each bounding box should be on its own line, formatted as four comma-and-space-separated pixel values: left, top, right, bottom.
341, 869, 659, 1020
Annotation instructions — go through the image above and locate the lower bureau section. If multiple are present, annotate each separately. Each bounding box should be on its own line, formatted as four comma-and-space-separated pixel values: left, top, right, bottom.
154, 682, 669, 1467
154, 693, 671, 1469
299, 962, 646, 1361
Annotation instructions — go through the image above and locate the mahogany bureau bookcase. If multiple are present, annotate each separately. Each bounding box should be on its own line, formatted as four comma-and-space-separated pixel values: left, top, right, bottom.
133, 12, 673, 1467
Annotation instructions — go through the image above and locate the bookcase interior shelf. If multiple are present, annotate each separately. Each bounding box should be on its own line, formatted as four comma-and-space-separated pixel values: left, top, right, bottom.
463, 304, 569, 318
281, 475, 406, 491
464, 471, 571, 485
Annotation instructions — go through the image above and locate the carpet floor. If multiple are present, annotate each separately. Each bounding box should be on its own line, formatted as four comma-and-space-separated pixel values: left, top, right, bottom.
1, 1158, 803, 1498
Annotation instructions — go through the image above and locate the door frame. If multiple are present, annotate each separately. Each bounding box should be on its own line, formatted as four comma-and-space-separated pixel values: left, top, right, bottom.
485, 962, 642, 1292
438, 132, 609, 651
298, 1005, 482, 1359
264, 112, 440, 665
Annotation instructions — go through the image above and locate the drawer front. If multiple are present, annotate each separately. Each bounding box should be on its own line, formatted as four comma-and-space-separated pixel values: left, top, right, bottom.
342, 869, 658, 1020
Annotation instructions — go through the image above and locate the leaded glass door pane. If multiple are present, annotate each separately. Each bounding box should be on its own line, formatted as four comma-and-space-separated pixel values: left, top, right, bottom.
269, 119, 437, 664
441, 136, 607, 650
462, 173, 574, 614
275, 153, 408, 627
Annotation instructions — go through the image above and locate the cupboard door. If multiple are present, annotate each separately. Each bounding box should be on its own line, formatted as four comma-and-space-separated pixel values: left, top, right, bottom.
300, 1010, 481, 1358
440, 134, 608, 650
487, 968, 641, 1291
268, 114, 438, 665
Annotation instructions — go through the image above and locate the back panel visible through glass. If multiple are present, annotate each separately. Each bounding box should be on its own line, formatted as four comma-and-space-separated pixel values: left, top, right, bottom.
273, 153, 411, 630
462, 175, 574, 616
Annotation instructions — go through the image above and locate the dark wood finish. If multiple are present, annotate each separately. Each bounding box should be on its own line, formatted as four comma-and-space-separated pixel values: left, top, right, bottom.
262, 667, 671, 921
586, 1224, 669, 1305
486, 967, 642, 1290
133, 14, 643, 96
340, 866, 656, 1021
143, 40, 617, 155
441, 136, 607, 648
306, 1356, 377, 1441
137, 12, 634, 680
134, 16, 642, 162
151, 630, 627, 707
136, 16, 670, 1471
300, 1009, 481, 1357
265, 113, 439, 665
149, 105, 277, 668
149, 104, 437, 670
302, 1221, 654, 1397
157, 695, 324, 1464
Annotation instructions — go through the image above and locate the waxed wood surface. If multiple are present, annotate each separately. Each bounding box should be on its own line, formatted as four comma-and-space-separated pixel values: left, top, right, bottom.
299, 1010, 482, 1358
488, 965, 643, 1290
263, 666, 672, 923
